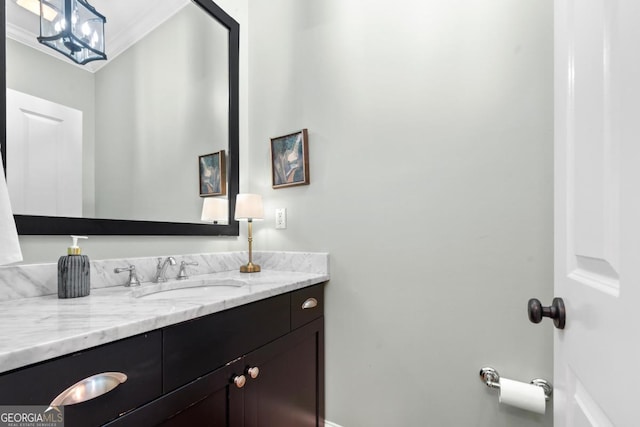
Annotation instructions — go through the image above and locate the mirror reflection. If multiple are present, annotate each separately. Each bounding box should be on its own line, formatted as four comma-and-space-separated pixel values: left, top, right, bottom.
4, 0, 232, 226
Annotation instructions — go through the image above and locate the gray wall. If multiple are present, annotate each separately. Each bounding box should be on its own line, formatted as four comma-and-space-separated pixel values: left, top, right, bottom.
246, 0, 554, 426
95, 4, 229, 223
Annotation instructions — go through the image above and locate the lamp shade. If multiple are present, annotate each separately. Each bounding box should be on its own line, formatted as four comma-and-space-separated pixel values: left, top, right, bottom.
201, 198, 228, 223
38, 0, 107, 65
235, 194, 264, 220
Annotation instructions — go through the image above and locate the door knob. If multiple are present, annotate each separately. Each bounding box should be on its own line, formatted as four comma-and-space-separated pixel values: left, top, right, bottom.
528, 297, 566, 329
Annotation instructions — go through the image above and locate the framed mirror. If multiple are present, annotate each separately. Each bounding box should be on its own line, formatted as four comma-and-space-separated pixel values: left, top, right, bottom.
0, 0, 239, 236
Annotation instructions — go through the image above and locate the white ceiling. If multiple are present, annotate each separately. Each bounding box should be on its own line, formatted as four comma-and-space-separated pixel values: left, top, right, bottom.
6, 0, 191, 72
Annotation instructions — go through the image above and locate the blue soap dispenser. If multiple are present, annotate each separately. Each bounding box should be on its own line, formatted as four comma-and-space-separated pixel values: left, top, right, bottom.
58, 235, 91, 298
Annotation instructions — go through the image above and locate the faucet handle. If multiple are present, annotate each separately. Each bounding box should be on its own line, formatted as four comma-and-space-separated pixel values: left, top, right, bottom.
177, 261, 199, 280
114, 265, 141, 287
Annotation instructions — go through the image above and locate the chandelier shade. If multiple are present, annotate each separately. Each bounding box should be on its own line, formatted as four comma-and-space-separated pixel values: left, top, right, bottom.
37, 0, 107, 65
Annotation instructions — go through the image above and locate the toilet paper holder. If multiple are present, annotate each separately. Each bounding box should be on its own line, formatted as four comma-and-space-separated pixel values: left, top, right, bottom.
479, 367, 553, 401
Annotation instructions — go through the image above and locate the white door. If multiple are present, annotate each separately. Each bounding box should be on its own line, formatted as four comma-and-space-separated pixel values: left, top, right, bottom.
6, 89, 83, 217
554, 0, 640, 425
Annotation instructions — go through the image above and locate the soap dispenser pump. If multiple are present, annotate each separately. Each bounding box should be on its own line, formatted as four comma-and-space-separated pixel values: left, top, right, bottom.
58, 235, 90, 298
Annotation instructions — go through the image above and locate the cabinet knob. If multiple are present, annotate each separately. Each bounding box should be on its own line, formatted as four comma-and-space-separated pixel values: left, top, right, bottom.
247, 366, 260, 379
233, 375, 246, 388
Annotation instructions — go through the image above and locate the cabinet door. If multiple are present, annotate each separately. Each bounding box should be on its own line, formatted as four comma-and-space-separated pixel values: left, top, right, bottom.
158, 376, 228, 427
105, 364, 235, 427
241, 317, 324, 427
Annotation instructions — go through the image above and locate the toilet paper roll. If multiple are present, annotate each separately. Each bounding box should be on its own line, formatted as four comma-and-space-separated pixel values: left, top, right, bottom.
498, 378, 546, 414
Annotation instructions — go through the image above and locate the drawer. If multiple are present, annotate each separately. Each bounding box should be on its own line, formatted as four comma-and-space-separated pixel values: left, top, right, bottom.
291, 284, 324, 330
0, 331, 162, 427
163, 293, 290, 392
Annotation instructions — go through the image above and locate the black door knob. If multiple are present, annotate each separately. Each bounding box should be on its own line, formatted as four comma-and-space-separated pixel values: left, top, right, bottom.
528, 297, 566, 329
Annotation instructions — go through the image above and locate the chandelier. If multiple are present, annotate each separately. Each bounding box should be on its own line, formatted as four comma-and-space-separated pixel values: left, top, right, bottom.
37, 0, 107, 65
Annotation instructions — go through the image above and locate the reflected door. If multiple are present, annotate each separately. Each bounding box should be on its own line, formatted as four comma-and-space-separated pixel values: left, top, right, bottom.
6, 89, 83, 217
554, 0, 640, 425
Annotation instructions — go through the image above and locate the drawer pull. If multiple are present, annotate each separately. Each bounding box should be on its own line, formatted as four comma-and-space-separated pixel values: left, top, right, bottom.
247, 366, 260, 379
302, 298, 318, 310
233, 375, 246, 388
48, 372, 127, 409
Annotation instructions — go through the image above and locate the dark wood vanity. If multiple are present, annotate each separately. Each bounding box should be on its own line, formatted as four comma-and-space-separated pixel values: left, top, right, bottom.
0, 284, 325, 426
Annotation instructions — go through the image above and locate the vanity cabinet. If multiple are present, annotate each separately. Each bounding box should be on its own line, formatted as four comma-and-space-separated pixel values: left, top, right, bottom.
109, 283, 325, 426
0, 284, 325, 426
114, 317, 324, 427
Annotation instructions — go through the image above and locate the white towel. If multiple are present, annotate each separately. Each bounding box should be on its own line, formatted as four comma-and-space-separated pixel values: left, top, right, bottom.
0, 153, 22, 265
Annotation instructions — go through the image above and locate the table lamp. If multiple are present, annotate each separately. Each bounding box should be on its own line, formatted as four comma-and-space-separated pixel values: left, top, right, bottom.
201, 198, 228, 224
235, 194, 264, 273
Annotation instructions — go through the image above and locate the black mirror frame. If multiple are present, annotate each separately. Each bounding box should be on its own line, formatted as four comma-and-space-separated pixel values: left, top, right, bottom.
0, 0, 240, 236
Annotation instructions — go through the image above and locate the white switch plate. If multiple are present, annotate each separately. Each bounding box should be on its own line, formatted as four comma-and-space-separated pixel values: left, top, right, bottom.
275, 208, 287, 229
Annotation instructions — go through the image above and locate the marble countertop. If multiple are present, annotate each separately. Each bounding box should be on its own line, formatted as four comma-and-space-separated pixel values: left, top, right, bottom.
0, 268, 329, 374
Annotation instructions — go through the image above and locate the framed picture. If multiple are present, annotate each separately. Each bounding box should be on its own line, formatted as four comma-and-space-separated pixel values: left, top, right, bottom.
270, 129, 310, 189
199, 150, 226, 197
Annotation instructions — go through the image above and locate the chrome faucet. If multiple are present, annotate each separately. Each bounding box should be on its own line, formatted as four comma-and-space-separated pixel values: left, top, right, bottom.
153, 257, 176, 283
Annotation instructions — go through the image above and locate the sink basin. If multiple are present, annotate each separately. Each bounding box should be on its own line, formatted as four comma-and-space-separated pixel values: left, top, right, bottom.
132, 278, 247, 300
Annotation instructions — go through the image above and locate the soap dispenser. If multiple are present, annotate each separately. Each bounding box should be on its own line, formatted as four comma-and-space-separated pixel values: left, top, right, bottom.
58, 235, 90, 298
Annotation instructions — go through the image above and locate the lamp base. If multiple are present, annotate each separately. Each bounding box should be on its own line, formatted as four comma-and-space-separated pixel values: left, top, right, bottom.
240, 262, 261, 273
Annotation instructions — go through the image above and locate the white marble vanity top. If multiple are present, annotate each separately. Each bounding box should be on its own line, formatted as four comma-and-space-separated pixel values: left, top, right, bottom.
0, 252, 329, 374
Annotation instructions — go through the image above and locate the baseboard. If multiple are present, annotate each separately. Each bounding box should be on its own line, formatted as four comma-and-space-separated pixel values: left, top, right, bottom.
326, 421, 344, 427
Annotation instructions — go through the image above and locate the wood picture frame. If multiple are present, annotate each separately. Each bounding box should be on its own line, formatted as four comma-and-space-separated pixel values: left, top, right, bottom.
199, 150, 226, 197
270, 129, 310, 189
